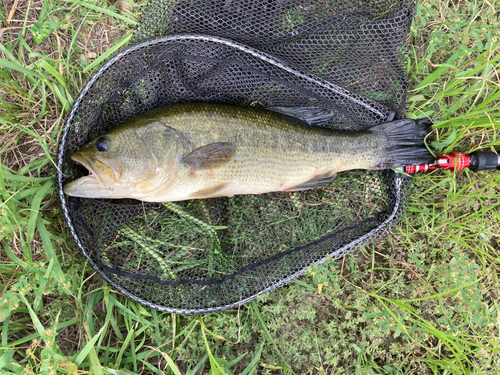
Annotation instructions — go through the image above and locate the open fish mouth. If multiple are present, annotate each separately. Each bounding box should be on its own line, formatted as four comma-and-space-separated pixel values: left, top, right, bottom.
64, 154, 120, 198
70, 153, 102, 185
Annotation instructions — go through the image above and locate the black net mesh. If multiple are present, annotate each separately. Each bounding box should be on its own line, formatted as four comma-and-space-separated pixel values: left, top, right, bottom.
57, 0, 416, 314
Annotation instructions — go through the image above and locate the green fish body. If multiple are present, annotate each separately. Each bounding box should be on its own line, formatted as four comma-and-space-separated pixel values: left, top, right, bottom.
64, 103, 432, 202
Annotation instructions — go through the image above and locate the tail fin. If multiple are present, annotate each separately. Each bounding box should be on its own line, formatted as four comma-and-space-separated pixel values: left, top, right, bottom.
371, 118, 434, 168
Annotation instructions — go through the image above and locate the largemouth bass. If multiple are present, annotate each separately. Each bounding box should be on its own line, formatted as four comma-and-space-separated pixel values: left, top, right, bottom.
64, 103, 432, 202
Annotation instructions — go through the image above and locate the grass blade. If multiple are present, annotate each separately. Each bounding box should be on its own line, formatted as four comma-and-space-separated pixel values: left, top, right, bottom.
188, 353, 209, 375
17, 294, 46, 339
250, 301, 295, 374
83, 32, 133, 73
116, 328, 135, 368
26, 179, 53, 243
64, 0, 138, 25
159, 350, 183, 375
0, 58, 42, 79
73, 321, 106, 368
36, 215, 63, 280
240, 341, 265, 375
0, 348, 14, 368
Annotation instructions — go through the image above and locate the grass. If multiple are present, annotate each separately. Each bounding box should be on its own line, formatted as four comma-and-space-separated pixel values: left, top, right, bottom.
1, 0, 500, 374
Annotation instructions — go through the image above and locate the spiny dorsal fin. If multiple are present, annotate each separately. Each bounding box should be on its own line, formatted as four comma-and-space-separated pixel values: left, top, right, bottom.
286, 171, 337, 192
183, 142, 236, 171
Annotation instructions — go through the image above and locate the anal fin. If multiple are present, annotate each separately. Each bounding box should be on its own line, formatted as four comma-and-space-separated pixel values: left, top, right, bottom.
286, 171, 337, 192
192, 183, 228, 198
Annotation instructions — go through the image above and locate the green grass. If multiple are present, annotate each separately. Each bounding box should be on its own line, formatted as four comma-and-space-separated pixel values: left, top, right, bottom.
1, 0, 500, 374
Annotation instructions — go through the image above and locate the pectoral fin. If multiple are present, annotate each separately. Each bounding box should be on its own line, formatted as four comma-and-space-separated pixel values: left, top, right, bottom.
183, 142, 236, 171
286, 171, 337, 192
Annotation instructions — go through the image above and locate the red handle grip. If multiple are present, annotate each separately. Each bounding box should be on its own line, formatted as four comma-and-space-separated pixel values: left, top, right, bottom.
405, 152, 471, 174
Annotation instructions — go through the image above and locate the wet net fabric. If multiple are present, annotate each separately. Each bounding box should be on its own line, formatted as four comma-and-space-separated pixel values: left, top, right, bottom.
57, 0, 416, 314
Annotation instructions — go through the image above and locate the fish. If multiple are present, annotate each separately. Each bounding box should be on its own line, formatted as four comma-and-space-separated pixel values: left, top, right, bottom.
63, 103, 433, 202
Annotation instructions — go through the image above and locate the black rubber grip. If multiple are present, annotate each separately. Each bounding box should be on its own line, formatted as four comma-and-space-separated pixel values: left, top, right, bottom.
469, 151, 500, 171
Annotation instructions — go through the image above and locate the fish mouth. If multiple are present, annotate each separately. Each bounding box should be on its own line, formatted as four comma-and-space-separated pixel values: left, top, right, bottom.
70, 153, 103, 185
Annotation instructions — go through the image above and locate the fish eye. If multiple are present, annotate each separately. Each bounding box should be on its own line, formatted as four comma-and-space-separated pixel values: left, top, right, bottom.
96, 137, 110, 152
